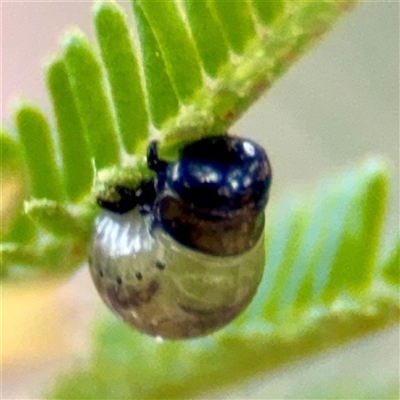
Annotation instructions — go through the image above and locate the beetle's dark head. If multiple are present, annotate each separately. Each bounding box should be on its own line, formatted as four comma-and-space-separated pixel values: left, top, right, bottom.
164, 135, 272, 215
147, 135, 272, 256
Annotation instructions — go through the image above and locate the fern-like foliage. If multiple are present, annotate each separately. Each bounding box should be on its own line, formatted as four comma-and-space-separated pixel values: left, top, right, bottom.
47, 159, 399, 399
1, 1, 398, 398
1, 0, 356, 278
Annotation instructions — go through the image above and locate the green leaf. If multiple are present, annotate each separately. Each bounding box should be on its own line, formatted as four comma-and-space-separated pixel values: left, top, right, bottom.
256, 197, 311, 321
251, 0, 285, 25
1, 238, 88, 277
133, 2, 179, 128
14, 104, 64, 201
210, 0, 257, 54
135, 0, 203, 102
63, 29, 121, 168
1, 130, 25, 172
382, 239, 400, 285
2, 214, 36, 245
321, 160, 388, 300
183, 0, 230, 77
0, 131, 31, 237
46, 58, 94, 202
157, 0, 356, 156
94, 1, 149, 154
24, 198, 92, 240
265, 162, 384, 315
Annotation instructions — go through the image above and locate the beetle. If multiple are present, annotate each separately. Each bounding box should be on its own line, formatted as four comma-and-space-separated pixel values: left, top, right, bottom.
89, 134, 272, 339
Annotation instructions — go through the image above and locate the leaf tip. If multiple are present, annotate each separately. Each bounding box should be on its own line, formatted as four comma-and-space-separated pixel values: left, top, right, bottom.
42, 52, 63, 72
93, 0, 120, 17
361, 157, 390, 179
12, 100, 42, 124
62, 27, 90, 53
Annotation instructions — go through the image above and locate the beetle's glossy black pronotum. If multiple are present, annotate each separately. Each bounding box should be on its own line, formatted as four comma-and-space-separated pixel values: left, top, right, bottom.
148, 135, 272, 256
89, 134, 272, 339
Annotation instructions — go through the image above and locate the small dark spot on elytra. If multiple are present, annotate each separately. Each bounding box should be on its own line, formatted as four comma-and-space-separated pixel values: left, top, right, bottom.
99, 270, 104, 277
156, 261, 166, 270
88, 256, 92, 265
116, 276, 122, 285
135, 271, 143, 280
